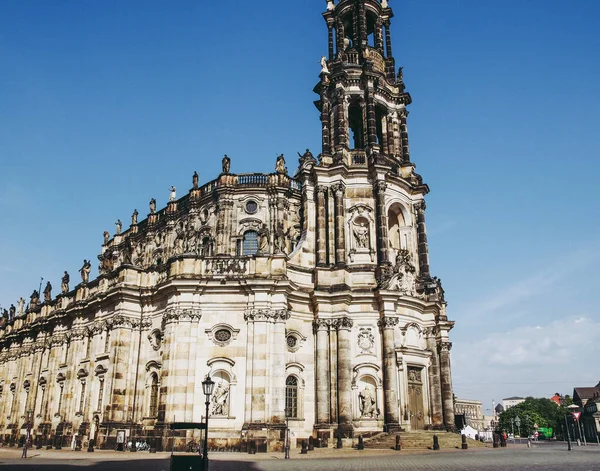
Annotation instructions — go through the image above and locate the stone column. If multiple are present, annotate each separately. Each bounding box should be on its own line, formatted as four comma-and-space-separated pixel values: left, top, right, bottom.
336, 18, 345, 59
399, 109, 410, 163
365, 87, 378, 148
313, 320, 330, 426
384, 21, 393, 58
415, 201, 431, 279
269, 311, 289, 424
374, 181, 389, 266
336, 317, 354, 434
334, 90, 347, 150
426, 330, 444, 428
332, 183, 346, 266
316, 186, 328, 266
378, 317, 400, 431
375, 19, 384, 51
438, 342, 455, 428
358, 1, 367, 47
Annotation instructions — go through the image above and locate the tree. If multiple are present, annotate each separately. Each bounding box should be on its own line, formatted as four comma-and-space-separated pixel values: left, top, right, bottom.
497, 397, 567, 437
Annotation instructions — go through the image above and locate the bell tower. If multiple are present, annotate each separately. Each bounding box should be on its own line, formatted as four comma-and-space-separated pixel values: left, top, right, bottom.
316, 0, 412, 168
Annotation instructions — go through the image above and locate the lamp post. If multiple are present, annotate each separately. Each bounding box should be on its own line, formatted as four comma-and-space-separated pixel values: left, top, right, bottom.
510, 418, 515, 444
515, 416, 521, 444
201, 375, 215, 471
284, 407, 291, 460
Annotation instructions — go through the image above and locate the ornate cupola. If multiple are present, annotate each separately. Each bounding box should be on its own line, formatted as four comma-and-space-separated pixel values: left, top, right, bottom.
316, 0, 413, 169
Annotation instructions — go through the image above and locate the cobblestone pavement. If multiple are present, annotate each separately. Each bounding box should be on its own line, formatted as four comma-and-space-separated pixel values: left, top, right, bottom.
1, 442, 598, 470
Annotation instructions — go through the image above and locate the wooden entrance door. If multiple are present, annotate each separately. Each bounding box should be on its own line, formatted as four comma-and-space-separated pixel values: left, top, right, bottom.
407, 367, 425, 430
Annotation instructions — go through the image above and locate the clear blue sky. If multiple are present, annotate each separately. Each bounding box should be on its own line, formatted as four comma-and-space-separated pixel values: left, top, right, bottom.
1, 0, 599, 410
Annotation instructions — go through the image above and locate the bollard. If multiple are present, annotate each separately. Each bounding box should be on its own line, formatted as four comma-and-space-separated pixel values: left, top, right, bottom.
248, 439, 256, 455
336, 430, 343, 449
301, 440, 308, 454
433, 435, 440, 451
308, 436, 314, 451
527, 439, 531, 448
357, 436, 364, 451
87, 439, 95, 453
395, 434, 401, 451
493, 433, 499, 448
461, 435, 468, 450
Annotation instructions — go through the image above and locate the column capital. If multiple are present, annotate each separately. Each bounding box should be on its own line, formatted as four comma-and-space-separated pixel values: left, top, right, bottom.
438, 341, 452, 353
374, 181, 387, 194
313, 318, 331, 333
377, 316, 399, 330
331, 182, 345, 197
244, 309, 290, 323
415, 200, 426, 213
315, 185, 328, 197
334, 317, 353, 331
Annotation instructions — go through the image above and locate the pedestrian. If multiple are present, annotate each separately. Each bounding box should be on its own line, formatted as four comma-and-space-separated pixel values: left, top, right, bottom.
21, 436, 30, 459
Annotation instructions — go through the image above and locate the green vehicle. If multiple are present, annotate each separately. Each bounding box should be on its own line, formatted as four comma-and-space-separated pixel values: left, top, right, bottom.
536, 427, 553, 440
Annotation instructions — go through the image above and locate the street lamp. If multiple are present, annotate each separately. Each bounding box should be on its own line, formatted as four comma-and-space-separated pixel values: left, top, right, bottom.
515, 416, 521, 444
201, 375, 215, 471
284, 407, 291, 460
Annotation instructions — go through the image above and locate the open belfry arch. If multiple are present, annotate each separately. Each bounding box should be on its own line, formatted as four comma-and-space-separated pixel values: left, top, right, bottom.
0, 0, 454, 451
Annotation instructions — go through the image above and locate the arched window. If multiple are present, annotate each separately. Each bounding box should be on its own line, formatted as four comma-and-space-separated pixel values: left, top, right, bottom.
242, 230, 259, 256
149, 373, 159, 418
285, 376, 298, 419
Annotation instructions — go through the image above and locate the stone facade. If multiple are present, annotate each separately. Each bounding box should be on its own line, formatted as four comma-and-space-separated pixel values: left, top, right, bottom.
454, 399, 484, 431
0, 0, 455, 451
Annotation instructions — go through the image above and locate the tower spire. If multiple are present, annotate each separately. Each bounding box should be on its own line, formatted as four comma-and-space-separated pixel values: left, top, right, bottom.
316, 0, 412, 169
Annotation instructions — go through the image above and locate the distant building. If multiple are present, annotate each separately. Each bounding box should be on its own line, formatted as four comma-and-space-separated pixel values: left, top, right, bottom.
573, 387, 600, 409
503, 397, 525, 410
454, 399, 484, 431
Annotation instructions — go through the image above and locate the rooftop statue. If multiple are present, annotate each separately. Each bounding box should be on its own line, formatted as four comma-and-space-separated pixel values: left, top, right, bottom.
17, 297, 25, 316
9, 304, 16, 320
61, 271, 70, 294
103, 231, 110, 245
149, 198, 157, 214
275, 154, 287, 174
29, 289, 40, 309
169, 186, 177, 202
43, 281, 52, 303
222, 155, 231, 175
115, 219, 122, 235
193, 171, 199, 189
79, 259, 92, 284
132, 209, 138, 226
381, 0, 388, 8
320, 56, 329, 74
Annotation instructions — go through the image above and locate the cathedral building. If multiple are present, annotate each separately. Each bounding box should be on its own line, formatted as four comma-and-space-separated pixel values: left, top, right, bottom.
0, 0, 455, 451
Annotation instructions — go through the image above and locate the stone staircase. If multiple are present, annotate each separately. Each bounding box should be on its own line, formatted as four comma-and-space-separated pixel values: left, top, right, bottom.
363, 430, 487, 450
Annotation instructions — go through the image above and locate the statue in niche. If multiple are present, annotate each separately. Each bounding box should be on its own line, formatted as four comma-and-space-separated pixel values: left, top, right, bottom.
274, 222, 287, 254
169, 186, 177, 202
353, 221, 369, 249
103, 231, 110, 245
275, 154, 287, 174
359, 386, 376, 418
131, 209, 138, 226
320, 56, 329, 74
258, 225, 269, 253
193, 171, 199, 189
61, 271, 70, 294
43, 281, 52, 303
17, 297, 25, 316
211, 382, 230, 416
222, 155, 231, 174
149, 198, 157, 214
115, 219, 122, 235
287, 225, 300, 253
79, 259, 92, 283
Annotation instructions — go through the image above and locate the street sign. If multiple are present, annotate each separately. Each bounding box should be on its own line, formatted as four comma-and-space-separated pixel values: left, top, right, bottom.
572, 412, 581, 421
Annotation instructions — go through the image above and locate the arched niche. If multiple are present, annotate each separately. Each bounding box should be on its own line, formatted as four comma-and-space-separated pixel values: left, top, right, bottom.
387, 202, 413, 262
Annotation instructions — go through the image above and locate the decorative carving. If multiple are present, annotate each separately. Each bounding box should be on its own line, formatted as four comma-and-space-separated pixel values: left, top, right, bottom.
407, 367, 422, 383
148, 329, 162, 351
205, 258, 248, 276
161, 308, 202, 327
377, 249, 417, 295
357, 327, 375, 354
377, 317, 399, 330
206, 324, 240, 347
438, 342, 452, 353
243, 309, 290, 323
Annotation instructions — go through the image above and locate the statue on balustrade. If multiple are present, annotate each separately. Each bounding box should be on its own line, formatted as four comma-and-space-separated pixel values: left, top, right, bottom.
29, 290, 40, 310
79, 260, 92, 284
43, 281, 52, 303
275, 154, 287, 174
222, 155, 231, 174
17, 297, 25, 316
149, 198, 157, 214
131, 209, 138, 226
115, 219, 122, 235
9, 304, 16, 320
193, 171, 199, 189
61, 271, 70, 294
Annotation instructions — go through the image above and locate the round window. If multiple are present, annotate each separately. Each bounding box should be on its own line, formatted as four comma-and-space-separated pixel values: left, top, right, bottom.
215, 329, 232, 343
245, 200, 258, 214
286, 335, 297, 349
